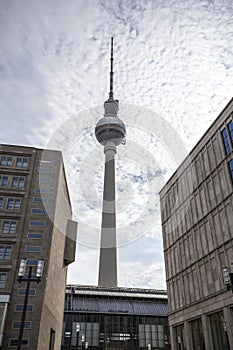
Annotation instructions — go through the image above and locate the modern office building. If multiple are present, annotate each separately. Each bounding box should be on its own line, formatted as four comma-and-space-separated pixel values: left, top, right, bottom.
61, 284, 170, 350
0, 144, 77, 349
160, 98, 233, 349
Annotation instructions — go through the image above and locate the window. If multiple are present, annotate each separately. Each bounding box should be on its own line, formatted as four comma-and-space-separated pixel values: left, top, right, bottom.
35, 188, 49, 193
0, 273, 7, 288
16, 157, 29, 168
11, 176, 25, 188
1, 220, 17, 234
26, 260, 38, 266
228, 159, 233, 180
39, 168, 52, 173
18, 289, 36, 296
25, 246, 42, 253
0, 197, 4, 209
37, 177, 50, 184
10, 339, 28, 346
0, 175, 8, 187
221, 128, 231, 155
15, 305, 33, 312
228, 121, 233, 143
27, 233, 43, 239
31, 208, 46, 214
49, 328, 56, 350
29, 220, 45, 227
13, 321, 31, 329
33, 197, 48, 203
0, 245, 12, 259
40, 159, 52, 164
0, 155, 12, 166
7, 198, 21, 210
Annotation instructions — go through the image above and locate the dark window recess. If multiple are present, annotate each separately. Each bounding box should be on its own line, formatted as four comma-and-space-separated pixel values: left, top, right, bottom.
227, 120, 233, 143
228, 159, 233, 180
49, 328, 56, 350
221, 128, 231, 155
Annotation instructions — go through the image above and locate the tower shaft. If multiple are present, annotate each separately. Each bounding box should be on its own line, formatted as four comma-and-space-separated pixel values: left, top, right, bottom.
98, 141, 117, 287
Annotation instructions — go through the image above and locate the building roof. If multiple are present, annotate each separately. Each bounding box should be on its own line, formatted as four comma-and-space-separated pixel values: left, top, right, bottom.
65, 285, 168, 316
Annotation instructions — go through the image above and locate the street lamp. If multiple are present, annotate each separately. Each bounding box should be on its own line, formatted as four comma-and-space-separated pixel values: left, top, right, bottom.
81, 334, 85, 350
148, 344, 151, 350
76, 323, 80, 350
222, 263, 233, 292
85, 341, 88, 349
17, 259, 44, 350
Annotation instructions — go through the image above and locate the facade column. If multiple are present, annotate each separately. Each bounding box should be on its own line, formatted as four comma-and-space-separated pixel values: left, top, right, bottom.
201, 314, 213, 349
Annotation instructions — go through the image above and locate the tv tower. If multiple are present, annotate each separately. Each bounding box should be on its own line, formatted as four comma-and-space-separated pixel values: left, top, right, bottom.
95, 38, 126, 287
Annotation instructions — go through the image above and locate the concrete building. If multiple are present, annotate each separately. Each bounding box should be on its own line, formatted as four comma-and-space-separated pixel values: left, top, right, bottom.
0, 144, 77, 349
160, 98, 233, 349
61, 285, 170, 350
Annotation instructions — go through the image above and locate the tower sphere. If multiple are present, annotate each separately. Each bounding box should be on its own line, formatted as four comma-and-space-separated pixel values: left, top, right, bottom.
95, 115, 126, 146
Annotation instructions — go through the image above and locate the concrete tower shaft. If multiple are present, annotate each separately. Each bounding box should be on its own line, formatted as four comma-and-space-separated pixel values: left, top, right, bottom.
95, 38, 126, 287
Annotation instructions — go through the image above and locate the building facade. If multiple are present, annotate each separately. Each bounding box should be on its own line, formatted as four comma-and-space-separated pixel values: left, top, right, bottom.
61, 285, 170, 350
0, 144, 77, 349
160, 98, 233, 349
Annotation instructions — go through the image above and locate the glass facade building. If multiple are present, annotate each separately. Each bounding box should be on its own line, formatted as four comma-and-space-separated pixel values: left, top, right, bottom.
61, 285, 170, 350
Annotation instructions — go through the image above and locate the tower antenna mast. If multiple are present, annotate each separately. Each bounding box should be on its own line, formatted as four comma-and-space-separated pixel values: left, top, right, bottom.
109, 36, 114, 99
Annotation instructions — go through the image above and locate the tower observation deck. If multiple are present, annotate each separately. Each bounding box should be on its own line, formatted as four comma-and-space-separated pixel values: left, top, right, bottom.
95, 38, 126, 287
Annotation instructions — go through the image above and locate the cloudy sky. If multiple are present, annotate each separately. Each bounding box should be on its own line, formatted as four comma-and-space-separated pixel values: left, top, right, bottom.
1, 0, 233, 289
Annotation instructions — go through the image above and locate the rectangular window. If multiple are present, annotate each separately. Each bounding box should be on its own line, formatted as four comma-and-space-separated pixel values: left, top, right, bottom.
37, 178, 50, 184
13, 321, 31, 329
31, 208, 46, 215
0, 155, 12, 166
228, 120, 233, 143
33, 197, 48, 203
0, 197, 4, 209
1, 220, 17, 234
39, 168, 52, 173
7, 198, 21, 210
29, 220, 45, 227
40, 159, 52, 164
0, 175, 8, 187
18, 289, 36, 296
16, 157, 29, 168
221, 128, 231, 155
10, 339, 28, 346
35, 188, 49, 193
15, 305, 33, 312
11, 176, 25, 188
0, 273, 7, 288
25, 246, 42, 253
228, 159, 233, 180
0, 245, 12, 259
26, 260, 38, 266
27, 233, 43, 239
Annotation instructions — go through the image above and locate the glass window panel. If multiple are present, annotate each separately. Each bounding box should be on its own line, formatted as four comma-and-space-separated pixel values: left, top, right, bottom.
221, 128, 231, 155
1, 220, 17, 234
31, 208, 46, 214
33, 197, 48, 202
0, 156, 12, 166
0, 175, 8, 187
228, 159, 233, 180
0, 273, 7, 288
15, 305, 33, 311
227, 121, 233, 142
0, 245, 12, 259
29, 220, 45, 227
16, 157, 29, 168
27, 233, 43, 239
18, 289, 36, 296
35, 188, 49, 193
25, 246, 42, 252
0, 197, 3, 208
13, 321, 31, 328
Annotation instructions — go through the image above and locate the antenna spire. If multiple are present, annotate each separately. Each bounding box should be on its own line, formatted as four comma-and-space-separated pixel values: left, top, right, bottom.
109, 37, 114, 99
